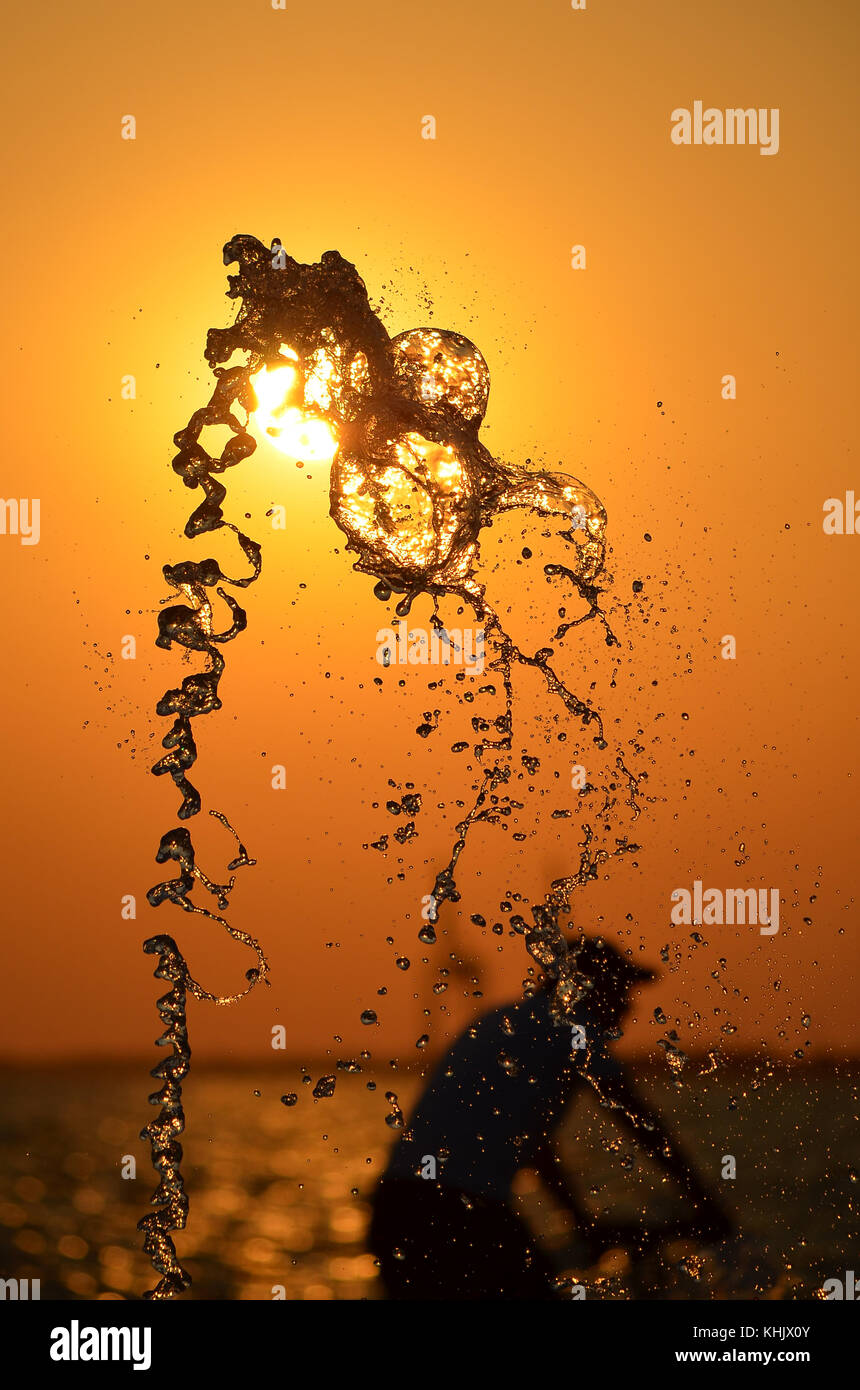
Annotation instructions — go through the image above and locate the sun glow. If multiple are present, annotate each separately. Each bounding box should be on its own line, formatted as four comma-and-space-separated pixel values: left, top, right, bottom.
249, 360, 338, 464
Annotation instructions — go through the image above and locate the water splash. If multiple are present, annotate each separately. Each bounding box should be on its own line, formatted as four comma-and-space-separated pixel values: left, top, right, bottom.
139, 234, 640, 1295
136, 936, 191, 1299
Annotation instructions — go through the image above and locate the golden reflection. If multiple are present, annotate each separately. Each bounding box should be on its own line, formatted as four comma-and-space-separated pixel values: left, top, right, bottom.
391, 328, 490, 422
332, 431, 476, 583
251, 329, 605, 595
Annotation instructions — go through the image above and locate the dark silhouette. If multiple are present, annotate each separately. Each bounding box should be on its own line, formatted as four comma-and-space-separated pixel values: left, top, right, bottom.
369, 935, 732, 1299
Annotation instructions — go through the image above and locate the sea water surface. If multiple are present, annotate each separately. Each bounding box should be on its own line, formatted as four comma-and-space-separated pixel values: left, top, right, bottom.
1, 1063, 856, 1300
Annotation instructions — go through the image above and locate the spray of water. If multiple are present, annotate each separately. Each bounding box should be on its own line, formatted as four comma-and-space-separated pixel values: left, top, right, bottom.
140, 234, 641, 1296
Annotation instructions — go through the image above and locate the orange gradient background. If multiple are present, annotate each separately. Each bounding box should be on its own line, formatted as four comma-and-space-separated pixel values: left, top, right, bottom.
1, 0, 857, 1067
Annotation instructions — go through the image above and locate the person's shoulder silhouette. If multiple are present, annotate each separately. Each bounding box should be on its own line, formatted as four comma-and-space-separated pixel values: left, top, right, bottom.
387, 975, 609, 1193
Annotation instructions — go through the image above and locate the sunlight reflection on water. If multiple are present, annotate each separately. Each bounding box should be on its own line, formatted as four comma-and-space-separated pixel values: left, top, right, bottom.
1, 1066, 855, 1300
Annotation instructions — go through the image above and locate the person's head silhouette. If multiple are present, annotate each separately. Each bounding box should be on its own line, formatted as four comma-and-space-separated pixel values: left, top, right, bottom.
550, 934, 657, 1030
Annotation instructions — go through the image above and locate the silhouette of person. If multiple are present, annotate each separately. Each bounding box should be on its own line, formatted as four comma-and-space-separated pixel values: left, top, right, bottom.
368, 935, 732, 1299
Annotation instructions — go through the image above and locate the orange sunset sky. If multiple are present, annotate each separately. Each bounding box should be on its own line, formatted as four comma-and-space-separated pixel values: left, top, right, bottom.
1, 0, 857, 1066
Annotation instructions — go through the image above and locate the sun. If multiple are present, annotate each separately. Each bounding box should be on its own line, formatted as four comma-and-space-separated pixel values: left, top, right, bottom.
249, 359, 338, 464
